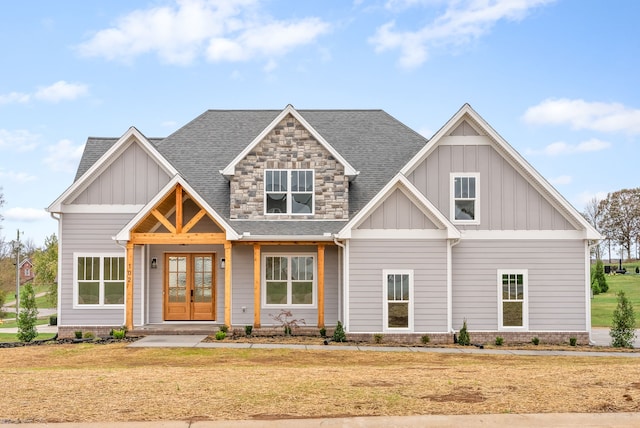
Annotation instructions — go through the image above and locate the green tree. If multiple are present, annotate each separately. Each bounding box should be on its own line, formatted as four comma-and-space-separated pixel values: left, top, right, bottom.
32, 234, 58, 305
598, 188, 640, 261
17, 283, 38, 342
590, 259, 608, 295
610, 290, 637, 348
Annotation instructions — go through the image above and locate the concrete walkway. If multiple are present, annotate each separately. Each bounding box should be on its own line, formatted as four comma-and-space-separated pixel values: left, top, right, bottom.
10, 412, 640, 427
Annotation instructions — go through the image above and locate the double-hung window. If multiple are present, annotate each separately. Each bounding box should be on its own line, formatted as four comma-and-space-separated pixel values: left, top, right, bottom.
498, 270, 528, 330
75, 254, 125, 306
264, 254, 315, 306
383, 270, 413, 331
451, 173, 479, 224
265, 169, 314, 214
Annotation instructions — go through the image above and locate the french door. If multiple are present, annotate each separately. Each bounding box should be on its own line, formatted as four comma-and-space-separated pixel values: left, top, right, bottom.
164, 253, 215, 321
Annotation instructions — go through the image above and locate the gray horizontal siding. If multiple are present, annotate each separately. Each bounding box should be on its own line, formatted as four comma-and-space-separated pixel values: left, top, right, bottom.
348, 239, 448, 333
59, 213, 136, 326
452, 240, 587, 332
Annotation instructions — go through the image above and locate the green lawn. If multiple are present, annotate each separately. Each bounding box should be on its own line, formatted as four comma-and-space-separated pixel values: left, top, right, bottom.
0, 332, 56, 342
591, 268, 640, 327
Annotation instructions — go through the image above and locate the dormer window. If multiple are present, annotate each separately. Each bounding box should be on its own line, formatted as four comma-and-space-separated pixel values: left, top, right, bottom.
265, 169, 314, 215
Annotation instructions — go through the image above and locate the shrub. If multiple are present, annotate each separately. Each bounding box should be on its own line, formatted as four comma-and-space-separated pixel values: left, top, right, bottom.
215, 331, 226, 340
244, 325, 253, 336
569, 337, 577, 346
421, 335, 430, 344
219, 324, 229, 333
83, 332, 95, 340
610, 290, 637, 348
333, 321, 346, 343
74, 331, 83, 339
112, 329, 126, 339
531, 337, 539, 345
457, 319, 470, 346
319, 327, 327, 338
590, 259, 608, 295
269, 310, 305, 336
17, 283, 38, 343
373, 333, 383, 344
495, 336, 504, 346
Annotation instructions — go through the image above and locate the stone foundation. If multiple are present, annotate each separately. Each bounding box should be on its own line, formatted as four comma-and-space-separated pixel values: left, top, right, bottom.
58, 326, 120, 339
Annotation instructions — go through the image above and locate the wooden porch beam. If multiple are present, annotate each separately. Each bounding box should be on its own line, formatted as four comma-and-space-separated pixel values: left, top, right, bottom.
253, 243, 261, 328
317, 244, 325, 328
235, 241, 336, 246
151, 209, 176, 234
175, 184, 183, 234
182, 209, 207, 234
130, 232, 227, 245
125, 242, 134, 331
224, 241, 232, 327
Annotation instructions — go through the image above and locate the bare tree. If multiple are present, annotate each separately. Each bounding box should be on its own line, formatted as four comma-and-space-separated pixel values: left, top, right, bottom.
598, 188, 640, 261
582, 196, 604, 260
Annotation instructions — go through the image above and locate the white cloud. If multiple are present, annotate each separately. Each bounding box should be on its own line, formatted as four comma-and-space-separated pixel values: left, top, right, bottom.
526, 138, 611, 156
0, 92, 30, 105
0, 170, 37, 183
370, 0, 555, 68
548, 175, 571, 185
523, 98, 640, 135
34, 81, 89, 103
77, 0, 331, 67
0, 129, 40, 151
3, 207, 48, 222
43, 139, 85, 173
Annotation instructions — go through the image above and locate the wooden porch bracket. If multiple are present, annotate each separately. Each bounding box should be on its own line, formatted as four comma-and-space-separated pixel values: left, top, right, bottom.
317, 244, 325, 328
224, 241, 232, 327
125, 242, 134, 331
253, 244, 261, 328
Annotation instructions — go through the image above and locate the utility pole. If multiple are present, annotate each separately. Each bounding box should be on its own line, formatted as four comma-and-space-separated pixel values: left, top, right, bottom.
14, 229, 20, 319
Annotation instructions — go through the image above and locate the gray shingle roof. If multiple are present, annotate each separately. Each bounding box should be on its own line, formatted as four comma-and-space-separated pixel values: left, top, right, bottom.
75, 109, 428, 237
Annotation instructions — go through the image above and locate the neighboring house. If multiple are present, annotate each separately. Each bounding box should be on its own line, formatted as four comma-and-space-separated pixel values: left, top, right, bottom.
47, 104, 600, 343
19, 258, 34, 285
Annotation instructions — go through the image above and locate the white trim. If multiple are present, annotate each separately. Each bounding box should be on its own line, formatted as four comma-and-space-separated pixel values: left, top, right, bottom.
221, 105, 358, 178
60, 204, 145, 214
438, 135, 491, 146
338, 173, 460, 240
261, 252, 317, 308
382, 269, 414, 333
400, 104, 601, 240
460, 230, 589, 240
73, 252, 126, 309
264, 169, 315, 215
350, 229, 450, 240
450, 172, 480, 225
48, 127, 177, 213
139, 245, 145, 327
344, 239, 350, 330
114, 174, 240, 241
497, 269, 529, 331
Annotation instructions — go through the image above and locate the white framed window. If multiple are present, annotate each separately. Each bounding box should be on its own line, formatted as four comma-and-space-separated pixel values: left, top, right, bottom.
265, 169, 314, 215
498, 269, 528, 330
73, 253, 126, 307
451, 173, 479, 224
382, 270, 414, 331
263, 254, 316, 307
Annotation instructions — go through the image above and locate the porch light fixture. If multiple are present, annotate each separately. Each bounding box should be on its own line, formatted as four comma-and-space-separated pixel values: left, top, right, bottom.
220, 258, 225, 269
151, 257, 158, 269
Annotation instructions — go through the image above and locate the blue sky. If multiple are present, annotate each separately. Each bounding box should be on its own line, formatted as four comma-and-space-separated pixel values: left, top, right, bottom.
1, 0, 639, 247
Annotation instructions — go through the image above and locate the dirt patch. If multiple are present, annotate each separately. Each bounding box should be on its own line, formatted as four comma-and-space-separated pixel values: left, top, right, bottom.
424, 388, 486, 404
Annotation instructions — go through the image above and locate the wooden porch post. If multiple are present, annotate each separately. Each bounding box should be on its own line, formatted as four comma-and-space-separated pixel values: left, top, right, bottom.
253, 244, 261, 328
125, 242, 134, 331
224, 241, 232, 327
317, 244, 325, 328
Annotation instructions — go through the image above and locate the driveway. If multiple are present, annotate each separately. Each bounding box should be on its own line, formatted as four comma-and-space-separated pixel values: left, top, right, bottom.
591, 327, 640, 348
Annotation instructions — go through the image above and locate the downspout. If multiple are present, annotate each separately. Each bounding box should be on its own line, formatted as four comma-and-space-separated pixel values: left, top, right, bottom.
50, 212, 62, 326
587, 240, 599, 345
333, 236, 346, 328
448, 238, 461, 333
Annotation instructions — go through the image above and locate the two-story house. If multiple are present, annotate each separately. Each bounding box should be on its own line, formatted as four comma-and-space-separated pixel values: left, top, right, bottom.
47, 104, 600, 343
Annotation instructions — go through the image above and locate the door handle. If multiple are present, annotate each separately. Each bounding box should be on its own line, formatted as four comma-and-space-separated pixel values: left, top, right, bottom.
190, 289, 194, 302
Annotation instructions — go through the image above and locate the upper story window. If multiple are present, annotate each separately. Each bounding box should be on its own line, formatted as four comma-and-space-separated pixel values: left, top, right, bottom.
451, 173, 479, 224
265, 169, 314, 215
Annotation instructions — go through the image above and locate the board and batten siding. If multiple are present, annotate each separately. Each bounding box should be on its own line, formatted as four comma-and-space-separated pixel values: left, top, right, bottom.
451, 240, 587, 331
356, 188, 438, 230
231, 245, 340, 327
348, 239, 448, 333
59, 212, 136, 326
71, 142, 171, 205
407, 138, 575, 231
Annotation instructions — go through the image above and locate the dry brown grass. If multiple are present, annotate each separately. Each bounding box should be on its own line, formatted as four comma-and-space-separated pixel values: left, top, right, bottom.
0, 343, 639, 423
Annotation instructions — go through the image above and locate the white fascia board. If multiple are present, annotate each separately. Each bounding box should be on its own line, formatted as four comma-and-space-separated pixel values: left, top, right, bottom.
337, 173, 460, 239
220, 105, 359, 178
48, 127, 177, 213
401, 104, 601, 240
236, 235, 336, 242
114, 174, 240, 241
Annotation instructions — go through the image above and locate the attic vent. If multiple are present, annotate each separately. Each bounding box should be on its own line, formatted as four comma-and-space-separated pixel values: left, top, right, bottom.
450, 120, 480, 136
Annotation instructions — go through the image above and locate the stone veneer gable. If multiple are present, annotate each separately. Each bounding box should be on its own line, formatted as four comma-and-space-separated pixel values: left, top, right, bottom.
230, 114, 349, 220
